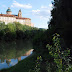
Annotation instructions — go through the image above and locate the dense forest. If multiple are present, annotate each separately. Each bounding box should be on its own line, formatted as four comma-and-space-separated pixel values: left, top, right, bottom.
0, 0, 72, 72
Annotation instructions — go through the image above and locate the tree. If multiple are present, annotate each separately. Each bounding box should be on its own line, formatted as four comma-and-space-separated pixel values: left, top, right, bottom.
49, 0, 72, 47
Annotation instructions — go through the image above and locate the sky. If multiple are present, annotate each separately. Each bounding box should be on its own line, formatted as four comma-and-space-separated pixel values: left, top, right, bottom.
0, 0, 53, 29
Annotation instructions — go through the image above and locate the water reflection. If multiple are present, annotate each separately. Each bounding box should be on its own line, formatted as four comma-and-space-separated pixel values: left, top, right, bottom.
0, 40, 33, 70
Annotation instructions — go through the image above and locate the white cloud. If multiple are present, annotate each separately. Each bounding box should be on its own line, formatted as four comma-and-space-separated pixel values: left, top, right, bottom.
32, 9, 40, 13
32, 4, 52, 20
49, 4, 53, 7
11, 1, 32, 9
41, 6, 48, 9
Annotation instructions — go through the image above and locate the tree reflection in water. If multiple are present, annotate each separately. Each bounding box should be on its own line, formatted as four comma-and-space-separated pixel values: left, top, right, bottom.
0, 40, 33, 70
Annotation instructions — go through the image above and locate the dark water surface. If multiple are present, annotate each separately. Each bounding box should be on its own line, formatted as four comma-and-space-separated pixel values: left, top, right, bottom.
0, 40, 33, 70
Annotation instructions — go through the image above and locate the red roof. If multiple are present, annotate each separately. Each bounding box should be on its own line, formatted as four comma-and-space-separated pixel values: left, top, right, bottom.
0, 14, 14, 17
16, 17, 31, 20
0, 14, 31, 20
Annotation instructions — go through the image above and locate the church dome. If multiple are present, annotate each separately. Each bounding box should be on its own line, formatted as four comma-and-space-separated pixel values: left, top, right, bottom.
6, 7, 11, 12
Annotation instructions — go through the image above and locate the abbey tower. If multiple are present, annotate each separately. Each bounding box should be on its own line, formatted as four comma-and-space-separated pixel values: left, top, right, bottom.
18, 9, 22, 17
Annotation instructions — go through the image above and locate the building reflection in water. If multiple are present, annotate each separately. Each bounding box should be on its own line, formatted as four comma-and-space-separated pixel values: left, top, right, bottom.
0, 49, 33, 70
0, 40, 33, 70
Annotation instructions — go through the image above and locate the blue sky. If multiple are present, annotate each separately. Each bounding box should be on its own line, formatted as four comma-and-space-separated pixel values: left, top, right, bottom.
0, 0, 53, 29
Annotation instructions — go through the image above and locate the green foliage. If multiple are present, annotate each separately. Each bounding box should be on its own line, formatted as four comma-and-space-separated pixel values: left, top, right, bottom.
46, 33, 71, 72
0, 22, 6, 40
33, 29, 48, 52
0, 22, 6, 30
14, 22, 23, 31
0, 30, 5, 40
29, 56, 42, 72
0, 22, 40, 41
7, 23, 16, 32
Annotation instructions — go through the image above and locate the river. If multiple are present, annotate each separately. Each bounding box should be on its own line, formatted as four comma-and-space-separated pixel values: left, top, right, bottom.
0, 40, 33, 70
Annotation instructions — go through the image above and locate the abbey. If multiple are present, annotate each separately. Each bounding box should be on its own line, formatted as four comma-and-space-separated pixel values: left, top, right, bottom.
0, 7, 34, 27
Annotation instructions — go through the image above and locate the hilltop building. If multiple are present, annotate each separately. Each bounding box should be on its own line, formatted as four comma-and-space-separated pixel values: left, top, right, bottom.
0, 7, 34, 27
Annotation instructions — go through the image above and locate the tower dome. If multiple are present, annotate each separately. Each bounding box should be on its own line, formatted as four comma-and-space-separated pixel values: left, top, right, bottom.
6, 7, 12, 15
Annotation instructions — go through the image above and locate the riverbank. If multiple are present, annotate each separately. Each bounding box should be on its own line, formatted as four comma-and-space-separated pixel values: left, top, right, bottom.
1, 52, 37, 72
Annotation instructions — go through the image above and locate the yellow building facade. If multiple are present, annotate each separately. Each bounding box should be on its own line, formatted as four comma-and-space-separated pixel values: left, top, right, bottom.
0, 7, 34, 27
